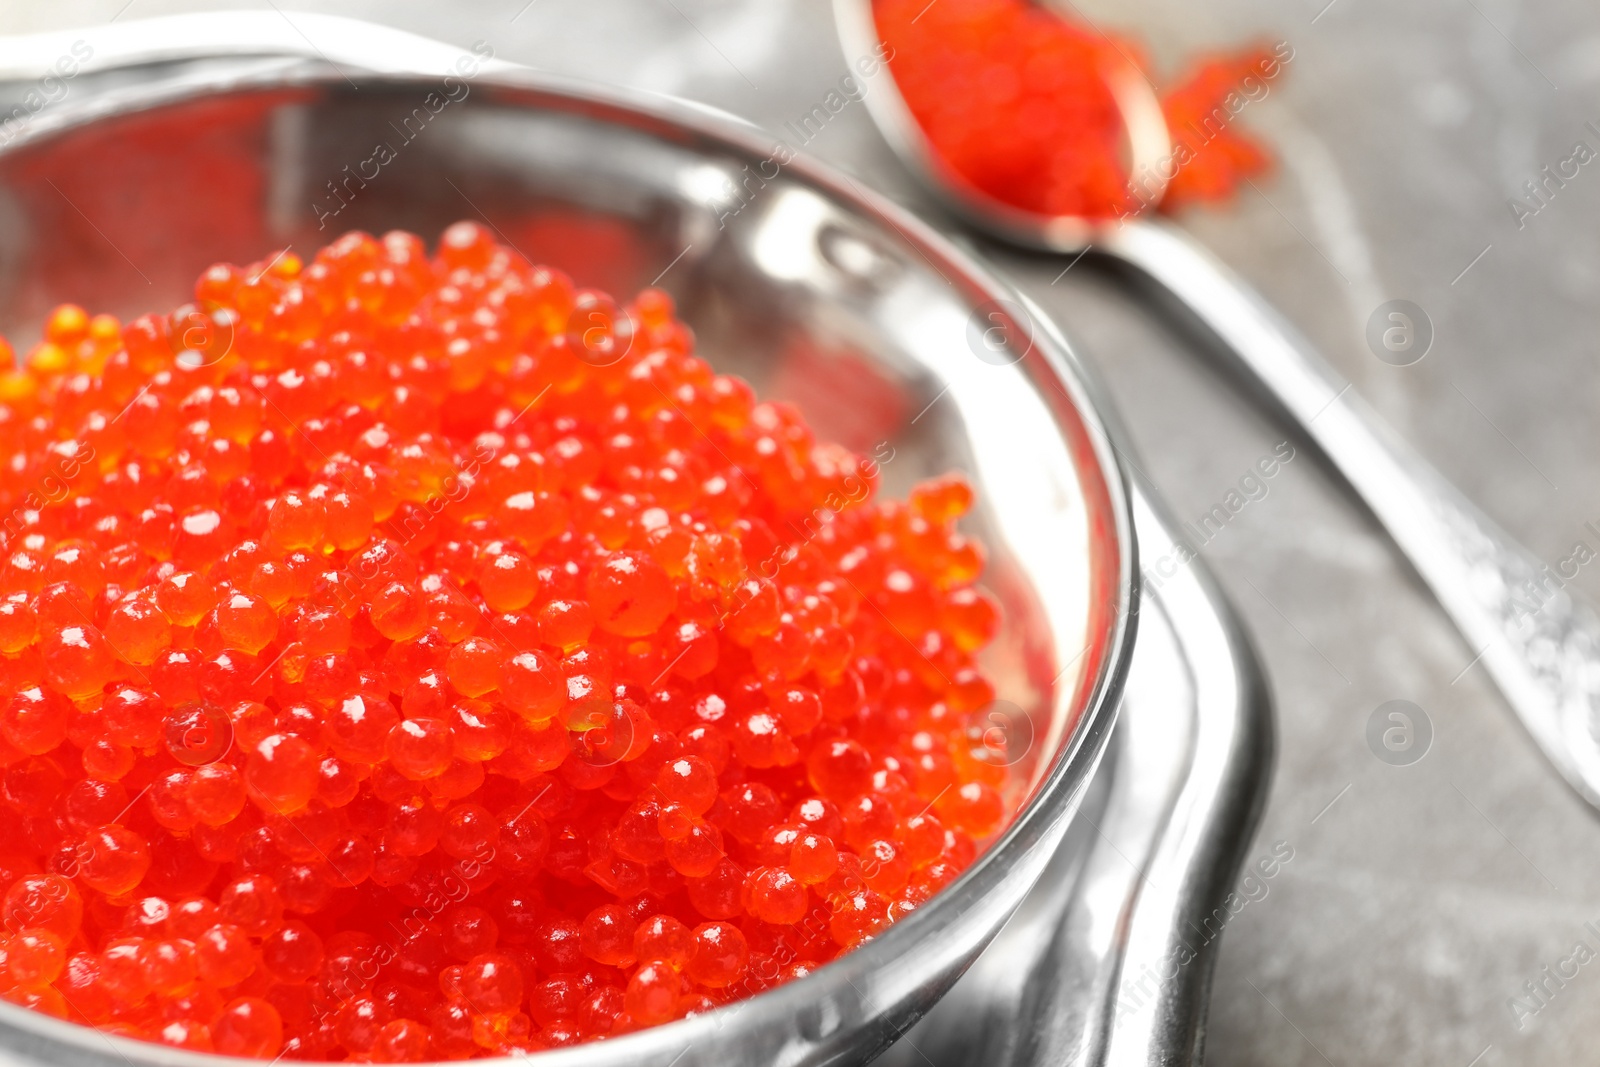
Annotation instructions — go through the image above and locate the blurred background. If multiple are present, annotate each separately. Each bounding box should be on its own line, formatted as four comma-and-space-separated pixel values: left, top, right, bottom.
8, 1, 1600, 1064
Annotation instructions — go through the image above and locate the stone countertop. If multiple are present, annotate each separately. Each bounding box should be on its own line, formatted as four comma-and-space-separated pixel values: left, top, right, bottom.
11, 1, 1600, 1063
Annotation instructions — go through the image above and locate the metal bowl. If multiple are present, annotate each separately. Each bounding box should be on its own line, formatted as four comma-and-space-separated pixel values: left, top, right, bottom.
0, 17, 1135, 1066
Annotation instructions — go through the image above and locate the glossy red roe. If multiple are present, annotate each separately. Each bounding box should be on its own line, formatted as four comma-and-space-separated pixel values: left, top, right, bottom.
0, 223, 1008, 1059
875, 0, 1279, 217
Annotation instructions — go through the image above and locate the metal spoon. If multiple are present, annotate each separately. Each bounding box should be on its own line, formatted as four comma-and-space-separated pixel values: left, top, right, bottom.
835, 0, 1600, 813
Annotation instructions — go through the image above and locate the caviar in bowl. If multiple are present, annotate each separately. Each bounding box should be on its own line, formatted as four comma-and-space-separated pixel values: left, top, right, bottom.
0, 33, 1132, 1067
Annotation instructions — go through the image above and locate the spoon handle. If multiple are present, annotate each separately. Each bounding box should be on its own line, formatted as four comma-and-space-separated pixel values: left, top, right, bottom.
1104, 217, 1600, 809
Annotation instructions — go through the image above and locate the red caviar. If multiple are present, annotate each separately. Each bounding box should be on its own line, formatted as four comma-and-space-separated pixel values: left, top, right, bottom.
0, 223, 1010, 1058
875, 0, 1284, 218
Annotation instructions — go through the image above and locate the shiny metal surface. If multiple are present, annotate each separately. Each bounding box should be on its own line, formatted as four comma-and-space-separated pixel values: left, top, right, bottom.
880, 473, 1274, 1067
0, 15, 1137, 1067
888, 294, 1275, 1067
1097, 222, 1600, 815
835, 0, 1600, 815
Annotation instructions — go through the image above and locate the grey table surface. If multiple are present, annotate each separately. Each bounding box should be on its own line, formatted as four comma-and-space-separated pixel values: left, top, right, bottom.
11, 1, 1600, 1063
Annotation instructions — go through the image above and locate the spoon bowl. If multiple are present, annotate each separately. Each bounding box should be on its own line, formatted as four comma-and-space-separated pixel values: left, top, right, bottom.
834, 0, 1171, 252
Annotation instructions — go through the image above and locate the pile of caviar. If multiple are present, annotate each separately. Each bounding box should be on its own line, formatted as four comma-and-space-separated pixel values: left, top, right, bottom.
0, 222, 1009, 1059
875, 0, 1280, 218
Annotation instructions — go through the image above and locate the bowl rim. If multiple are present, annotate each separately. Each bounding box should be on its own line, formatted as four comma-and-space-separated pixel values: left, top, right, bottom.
0, 27, 1139, 1065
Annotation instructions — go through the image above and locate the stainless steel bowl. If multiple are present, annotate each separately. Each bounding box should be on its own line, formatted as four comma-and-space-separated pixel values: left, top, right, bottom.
0, 19, 1135, 1066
